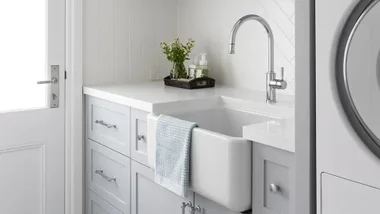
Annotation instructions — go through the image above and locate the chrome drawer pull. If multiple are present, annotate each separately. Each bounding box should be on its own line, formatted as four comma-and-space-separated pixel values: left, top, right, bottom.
95, 169, 117, 182
95, 120, 117, 129
269, 183, 280, 194
137, 134, 145, 141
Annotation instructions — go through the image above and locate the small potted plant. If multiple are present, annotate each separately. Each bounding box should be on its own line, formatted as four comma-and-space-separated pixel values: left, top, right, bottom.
161, 37, 195, 79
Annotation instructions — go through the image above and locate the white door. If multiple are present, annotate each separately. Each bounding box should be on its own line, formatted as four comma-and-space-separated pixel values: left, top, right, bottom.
0, 0, 65, 213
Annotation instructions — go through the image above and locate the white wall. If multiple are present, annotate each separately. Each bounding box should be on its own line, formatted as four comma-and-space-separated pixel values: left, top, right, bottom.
177, 0, 295, 94
83, 0, 295, 95
83, 0, 177, 86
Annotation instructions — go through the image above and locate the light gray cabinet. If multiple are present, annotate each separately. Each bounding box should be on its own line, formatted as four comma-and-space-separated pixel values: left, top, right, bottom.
194, 194, 243, 214
87, 190, 124, 214
253, 143, 295, 214
130, 108, 149, 166
87, 96, 131, 156
85, 95, 294, 214
86, 139, 131, 213
131, 160, 193, 214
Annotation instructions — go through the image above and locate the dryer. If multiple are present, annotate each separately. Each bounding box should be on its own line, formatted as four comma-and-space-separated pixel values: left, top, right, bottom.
317, 0, 380, 213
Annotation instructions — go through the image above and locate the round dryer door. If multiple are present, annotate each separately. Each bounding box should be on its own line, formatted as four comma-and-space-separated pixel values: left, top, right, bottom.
337, 0, 380, 158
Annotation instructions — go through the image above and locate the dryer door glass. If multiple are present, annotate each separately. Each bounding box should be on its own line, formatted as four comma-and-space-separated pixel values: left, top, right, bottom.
337, 0, 380, 156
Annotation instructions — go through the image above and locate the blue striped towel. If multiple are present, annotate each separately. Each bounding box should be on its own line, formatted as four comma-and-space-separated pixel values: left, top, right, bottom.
155, 115, 197, 197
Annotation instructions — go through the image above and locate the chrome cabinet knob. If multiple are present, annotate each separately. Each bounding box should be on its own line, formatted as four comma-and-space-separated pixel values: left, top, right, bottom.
269, 183, 280, 194
137, 134, 145, 141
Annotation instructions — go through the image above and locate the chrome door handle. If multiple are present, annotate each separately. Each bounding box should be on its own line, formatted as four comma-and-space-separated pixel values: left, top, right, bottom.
37, 78, 58, 84
95, 169, 117, 182
95, 120, 117, 129
36, 65, 60, 108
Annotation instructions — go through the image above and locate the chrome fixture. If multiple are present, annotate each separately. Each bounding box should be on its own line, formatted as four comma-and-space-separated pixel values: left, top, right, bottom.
181, 201, 203, 214
137, 134, 145, 141
37, 78, 58, 85
95, 169, 117, 182
229, 14, 287, 104
269, 183, 280, 194
181, 201, 193, 214
37, 65, 60, 108
95, 120, 117, 129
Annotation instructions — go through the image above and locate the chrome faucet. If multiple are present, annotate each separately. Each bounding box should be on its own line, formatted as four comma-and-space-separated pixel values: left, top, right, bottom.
229, 14, 287, 104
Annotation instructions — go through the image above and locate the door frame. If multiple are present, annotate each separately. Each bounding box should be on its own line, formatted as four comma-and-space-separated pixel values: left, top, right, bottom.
65, 0, 84, 213
295, 0, 316, 214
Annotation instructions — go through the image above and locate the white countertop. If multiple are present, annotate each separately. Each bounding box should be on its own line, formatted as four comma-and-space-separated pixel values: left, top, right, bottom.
84, 81, 295, 152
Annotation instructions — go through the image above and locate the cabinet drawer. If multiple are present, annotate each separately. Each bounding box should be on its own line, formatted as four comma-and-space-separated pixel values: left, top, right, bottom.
254, 144, 295, 214
87, 96, 130, 156
131, 108, 149, 166
131, 160, 193, 214
87, 140, 131, 213
87, 189, 124, 214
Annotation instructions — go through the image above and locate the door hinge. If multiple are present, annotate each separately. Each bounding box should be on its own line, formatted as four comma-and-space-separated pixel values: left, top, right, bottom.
65, 71, 67, 79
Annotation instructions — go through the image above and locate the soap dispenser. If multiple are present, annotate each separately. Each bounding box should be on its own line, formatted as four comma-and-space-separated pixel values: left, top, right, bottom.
199, 53, 208, 68
188, 55, 199, 79
197, 53, 209, 78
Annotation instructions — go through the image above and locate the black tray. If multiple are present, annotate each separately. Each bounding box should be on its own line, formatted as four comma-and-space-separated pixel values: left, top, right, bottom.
163, 76, 215, 89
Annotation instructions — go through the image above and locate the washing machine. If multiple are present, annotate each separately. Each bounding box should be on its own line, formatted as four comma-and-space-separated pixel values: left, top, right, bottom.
317, 0, 380, 213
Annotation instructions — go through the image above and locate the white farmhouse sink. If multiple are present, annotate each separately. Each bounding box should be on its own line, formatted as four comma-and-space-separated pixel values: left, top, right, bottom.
171, 107, 272, 137
147, 107, 274, 212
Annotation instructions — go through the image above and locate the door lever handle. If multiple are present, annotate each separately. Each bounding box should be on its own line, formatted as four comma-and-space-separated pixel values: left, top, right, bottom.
37, 78, 58, 85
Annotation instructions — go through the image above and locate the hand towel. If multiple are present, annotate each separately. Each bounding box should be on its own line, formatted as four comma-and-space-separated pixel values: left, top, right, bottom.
155, 115, 197, 197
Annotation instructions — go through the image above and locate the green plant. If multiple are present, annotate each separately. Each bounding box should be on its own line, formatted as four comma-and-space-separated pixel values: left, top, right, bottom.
160, 38, 195, 79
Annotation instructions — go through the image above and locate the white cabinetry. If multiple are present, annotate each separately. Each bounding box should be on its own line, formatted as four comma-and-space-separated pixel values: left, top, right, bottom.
85, 95, 292, 214
253, 143, 295, 214
131, 160, 193, 214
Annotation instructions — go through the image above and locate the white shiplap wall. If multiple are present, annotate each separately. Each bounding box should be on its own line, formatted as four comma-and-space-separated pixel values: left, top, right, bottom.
83, 0, 177, 86
177, 0, 295, 94
83, 0, 295, 95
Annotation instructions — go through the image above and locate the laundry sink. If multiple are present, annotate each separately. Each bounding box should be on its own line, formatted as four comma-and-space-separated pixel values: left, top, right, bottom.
147, 107, 274, 212
171, 107, 272, 137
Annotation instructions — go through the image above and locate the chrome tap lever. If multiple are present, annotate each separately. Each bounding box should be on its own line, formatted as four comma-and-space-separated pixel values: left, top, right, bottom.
278, 67, 287, 89
269, 67, 287, 90
279, 67, 285, 81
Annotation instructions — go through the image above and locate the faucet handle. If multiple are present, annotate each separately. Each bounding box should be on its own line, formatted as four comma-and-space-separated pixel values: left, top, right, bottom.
279, 67, 285, 81
269, 67, 287, 90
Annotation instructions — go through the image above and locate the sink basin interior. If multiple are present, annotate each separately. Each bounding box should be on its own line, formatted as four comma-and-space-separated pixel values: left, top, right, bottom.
170, 108, 273, 137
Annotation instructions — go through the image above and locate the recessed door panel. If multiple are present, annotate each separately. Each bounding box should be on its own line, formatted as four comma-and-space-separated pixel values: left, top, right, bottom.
321, 173, 380, 214
0, 144, 45, 214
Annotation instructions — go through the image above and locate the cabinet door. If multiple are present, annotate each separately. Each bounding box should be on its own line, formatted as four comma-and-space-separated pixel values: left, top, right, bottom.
194, 194, 241, 214
131, 160, 193, 214
87, 189, 124, 214
130, 108, 149, 166
253, 144, 295, 214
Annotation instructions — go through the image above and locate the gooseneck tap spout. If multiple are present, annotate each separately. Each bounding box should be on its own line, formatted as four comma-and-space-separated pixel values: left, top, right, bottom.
228, 14, 287, 104
229, 15, 274, 72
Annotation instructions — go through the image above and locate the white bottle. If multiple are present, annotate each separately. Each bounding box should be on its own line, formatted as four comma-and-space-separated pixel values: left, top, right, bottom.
199, 53, 208, 69
188, 56, 199, 79
196, 53, 209, 78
